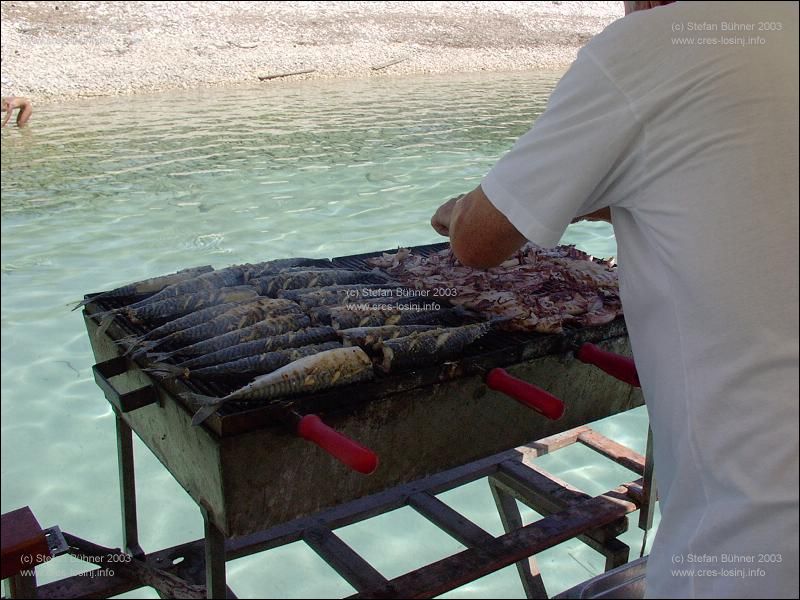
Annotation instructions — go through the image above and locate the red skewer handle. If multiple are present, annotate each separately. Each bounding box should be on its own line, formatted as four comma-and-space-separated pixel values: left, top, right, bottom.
485, 368, 565, 420
296, 414, 379, 475
577, 343, 641, 388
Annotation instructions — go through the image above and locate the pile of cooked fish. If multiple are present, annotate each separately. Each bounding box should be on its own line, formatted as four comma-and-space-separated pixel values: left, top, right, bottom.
82, 243, 620, 424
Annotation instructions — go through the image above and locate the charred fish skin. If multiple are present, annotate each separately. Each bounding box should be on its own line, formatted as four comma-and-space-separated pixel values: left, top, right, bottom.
125, 301, 244, 349
123, 286, 259, 325
178, 326, 339, 369
188, 346, 374, 425
75, 265, 215, 310
378, 322, 492, 373
127, 265, 253, 309
150, 299, 306, 350
158, 314, 313, 359
250, 269, 392, 298
338, 325, 438, 349
188, 341, 342, 379
245, 257, 332, 279
329, 306, 465, 330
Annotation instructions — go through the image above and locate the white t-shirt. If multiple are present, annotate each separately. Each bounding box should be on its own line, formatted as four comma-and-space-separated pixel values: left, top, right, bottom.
482, 2, 798, 598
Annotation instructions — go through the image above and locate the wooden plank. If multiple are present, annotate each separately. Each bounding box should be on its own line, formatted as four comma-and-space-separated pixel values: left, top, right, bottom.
488, 480, 548, 598
577, 431, 645, 476
303, 527, 387, 592
407, 492, 494, 548
527, 425, 592, 456
348, 484, 639, 599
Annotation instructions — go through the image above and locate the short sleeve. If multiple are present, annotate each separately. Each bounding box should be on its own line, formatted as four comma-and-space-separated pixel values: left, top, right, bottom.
481, 50, 643, 248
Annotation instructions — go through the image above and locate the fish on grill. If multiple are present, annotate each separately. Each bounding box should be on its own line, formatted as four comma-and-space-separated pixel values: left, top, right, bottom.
95, 286, 260, 338
376, 322, 492, 373
250, 269, 393, 297
176, 326, 340, 370
117, 258, 327, 309
328, 305, 469, 330
338, 325, 439, 350
73, 265, 214, 310
152, 314, 313, 360
187, 346, 375, 425
145, 299, 305, 351
278, 283, 400, 310
167, 341, 343, 380
120, 301, 245, 356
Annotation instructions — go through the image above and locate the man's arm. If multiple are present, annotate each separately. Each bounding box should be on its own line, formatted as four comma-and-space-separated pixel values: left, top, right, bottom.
431, 185, 527, 268
1, 98, 12, 128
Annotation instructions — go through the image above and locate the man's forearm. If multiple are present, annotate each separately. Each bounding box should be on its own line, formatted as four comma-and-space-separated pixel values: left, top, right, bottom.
449, 185, 527, 268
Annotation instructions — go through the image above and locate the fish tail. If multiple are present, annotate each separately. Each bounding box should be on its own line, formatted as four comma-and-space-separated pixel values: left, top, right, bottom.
185, 394, 226, 426
94, 313, 116, 339
117, 335, 145, 356
144, 362, 188, 379
147, 350, 175, 363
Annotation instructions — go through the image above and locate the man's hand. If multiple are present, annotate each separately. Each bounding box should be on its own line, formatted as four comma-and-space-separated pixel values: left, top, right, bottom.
431, 185, 527, 268
431, 194, 464, 237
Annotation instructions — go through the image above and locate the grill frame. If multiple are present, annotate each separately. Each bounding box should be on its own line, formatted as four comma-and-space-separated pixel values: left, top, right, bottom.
83, 243, 642, 537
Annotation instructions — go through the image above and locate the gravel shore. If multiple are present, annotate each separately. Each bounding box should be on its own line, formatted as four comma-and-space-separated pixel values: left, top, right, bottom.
1, 1, 623, 103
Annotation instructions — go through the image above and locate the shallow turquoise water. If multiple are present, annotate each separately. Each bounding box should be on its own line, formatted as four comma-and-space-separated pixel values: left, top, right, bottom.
1, 71, 651, 598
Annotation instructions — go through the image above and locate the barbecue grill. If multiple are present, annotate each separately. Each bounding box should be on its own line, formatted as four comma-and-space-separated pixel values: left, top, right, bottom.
82, 242, 643, 545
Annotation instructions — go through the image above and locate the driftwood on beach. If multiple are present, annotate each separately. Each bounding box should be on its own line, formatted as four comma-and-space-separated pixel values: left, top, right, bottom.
258, 69, 317, 81
371, 57, 408, 71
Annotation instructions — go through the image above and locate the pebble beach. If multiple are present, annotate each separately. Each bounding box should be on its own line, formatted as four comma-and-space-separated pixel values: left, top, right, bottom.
1, 1, 624, 103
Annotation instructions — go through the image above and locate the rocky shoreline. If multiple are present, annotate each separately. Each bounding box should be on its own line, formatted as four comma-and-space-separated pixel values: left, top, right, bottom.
1, 1, 623, 103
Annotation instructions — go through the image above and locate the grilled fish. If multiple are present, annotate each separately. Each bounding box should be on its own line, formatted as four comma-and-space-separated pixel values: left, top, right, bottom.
187, 346, 374, 425
95, 286, 259, 339
338, 325, 438, 350
185, 341, 342, 379
250, 269, 392, 297
377, 322, 492, 373
146, 299, 304, 351
74, 265, 214, 310
154, 314, 313, 359
177, 326, 339, 370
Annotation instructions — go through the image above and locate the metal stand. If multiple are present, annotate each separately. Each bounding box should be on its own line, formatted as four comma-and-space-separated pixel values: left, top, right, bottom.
114, 410, 145, 560
33, 422, 651, 598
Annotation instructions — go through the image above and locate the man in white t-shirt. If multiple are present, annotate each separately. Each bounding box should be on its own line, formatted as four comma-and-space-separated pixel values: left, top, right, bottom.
431, 2, 798, 598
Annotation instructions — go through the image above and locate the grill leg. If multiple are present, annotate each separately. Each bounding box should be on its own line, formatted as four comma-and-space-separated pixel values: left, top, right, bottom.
201, 507, 228, 599
115, 410, 144, 559
3, 570, 38, 599
488, 478, 548, 599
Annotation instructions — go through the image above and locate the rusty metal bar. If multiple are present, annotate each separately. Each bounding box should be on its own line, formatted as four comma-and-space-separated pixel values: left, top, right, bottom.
348, 483, 641, 599
488, 479, 548, 599
407, 492, 494, 548
4, 570, 38, 599
577, 430, 645, 476
34, 423, 648, 599
303, 527, 388, 592
202, 507, 228, 599
115, 410, 144, 559
491, 460, 630, 569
